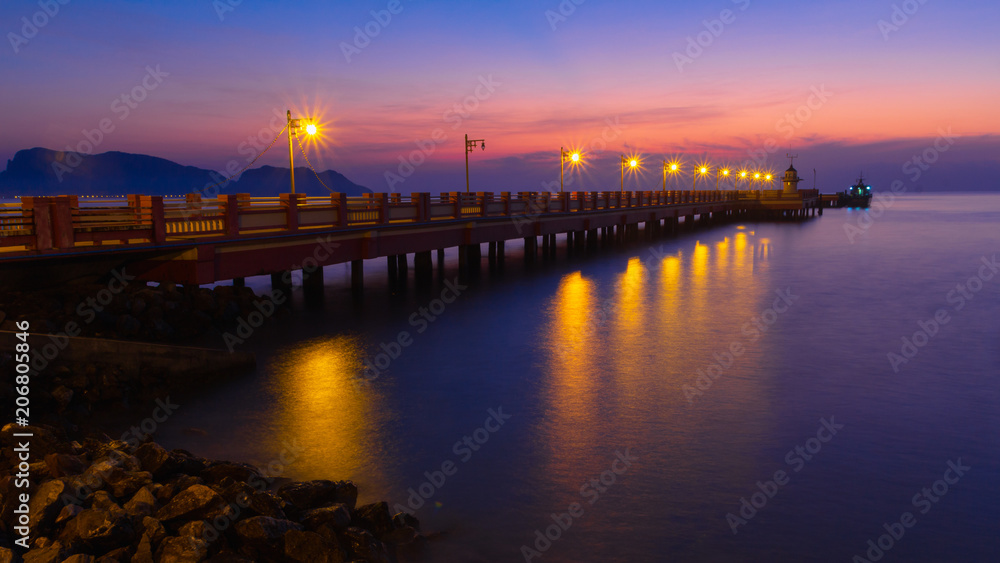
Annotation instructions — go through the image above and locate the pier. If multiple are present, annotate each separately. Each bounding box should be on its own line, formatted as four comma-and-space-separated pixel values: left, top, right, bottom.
0, 189, 821, 290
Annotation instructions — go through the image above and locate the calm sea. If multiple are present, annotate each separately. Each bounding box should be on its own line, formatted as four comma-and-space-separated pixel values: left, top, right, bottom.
138, 193, 998, 562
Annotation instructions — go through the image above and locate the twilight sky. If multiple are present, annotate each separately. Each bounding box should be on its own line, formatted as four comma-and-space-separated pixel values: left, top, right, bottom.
2, 0, 998, 193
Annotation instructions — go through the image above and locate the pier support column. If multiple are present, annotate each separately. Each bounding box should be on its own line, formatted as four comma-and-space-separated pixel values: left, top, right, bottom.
303, 266, 324, 301
524, 237, 537, 263
437, 248, 445, 270
271, 271, 291, 295
414, 251, 433, 283
541, 234, 550, 258
233, 277, 245, 288
397, 253, 408, 274
351, 259, 364, 294
387, 255, 398, 281
488, 241, 497, 265
497, 240, 505, 267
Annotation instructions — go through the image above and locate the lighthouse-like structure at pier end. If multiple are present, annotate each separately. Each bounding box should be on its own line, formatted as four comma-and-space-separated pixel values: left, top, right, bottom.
782, 155, 802, 196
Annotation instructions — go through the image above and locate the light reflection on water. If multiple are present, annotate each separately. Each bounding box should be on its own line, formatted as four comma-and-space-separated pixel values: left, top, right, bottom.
154, 195, 1000, 562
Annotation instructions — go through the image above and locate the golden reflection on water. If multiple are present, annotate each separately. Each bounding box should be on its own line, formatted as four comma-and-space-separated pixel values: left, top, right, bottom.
542, 272, 599, 450
538, 227, 774, 490
264, 336, 393, 486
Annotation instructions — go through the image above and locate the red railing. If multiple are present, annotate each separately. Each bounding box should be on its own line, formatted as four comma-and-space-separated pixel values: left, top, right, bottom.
2, 189, 752, 252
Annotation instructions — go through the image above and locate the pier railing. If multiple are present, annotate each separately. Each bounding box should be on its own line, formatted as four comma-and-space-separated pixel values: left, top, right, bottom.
2, 189, 755, 252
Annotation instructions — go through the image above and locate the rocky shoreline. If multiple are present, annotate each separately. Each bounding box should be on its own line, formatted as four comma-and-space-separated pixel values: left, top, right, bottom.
0, 283, 431, 562
0, 422, 425, 562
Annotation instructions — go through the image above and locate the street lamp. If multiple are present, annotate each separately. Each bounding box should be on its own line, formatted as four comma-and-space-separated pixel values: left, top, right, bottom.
560, 147, 581, 192
716, 167, 730, 191
621, 155, 638, 193
465, 134, 486, 193
693, 165, 709, 191
663, 160, 680, 191
287, 110, 318, 194
735, 170, 748, 191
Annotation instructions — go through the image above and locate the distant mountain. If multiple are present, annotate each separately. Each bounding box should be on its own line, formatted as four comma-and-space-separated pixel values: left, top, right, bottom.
0, 148, 370, 197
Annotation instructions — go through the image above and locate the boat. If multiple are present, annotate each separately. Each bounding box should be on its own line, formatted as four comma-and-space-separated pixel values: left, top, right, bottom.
839, 173, 872, 208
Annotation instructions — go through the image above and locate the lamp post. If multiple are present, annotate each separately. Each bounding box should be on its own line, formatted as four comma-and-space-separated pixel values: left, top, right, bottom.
560, 147, 580, 192
716, 168, 730, 191
753, 171, 761, 192
286, 110, 317, 194
663, 160, 679, 191
621, 156, 638, 193
465, 134, 486, 193
693, 166, 709, 191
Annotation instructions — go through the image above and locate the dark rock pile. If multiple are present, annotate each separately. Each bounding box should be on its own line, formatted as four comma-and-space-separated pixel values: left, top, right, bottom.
0, 282, 280, 344
0, 424, 424, 562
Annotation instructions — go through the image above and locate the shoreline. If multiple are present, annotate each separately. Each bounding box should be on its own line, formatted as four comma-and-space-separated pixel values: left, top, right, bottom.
1, 283, 429, 562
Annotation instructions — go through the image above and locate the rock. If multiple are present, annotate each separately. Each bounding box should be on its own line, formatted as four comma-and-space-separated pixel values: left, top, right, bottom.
96, 545, 132, 562
199, 463, 260, 486
155, 485, 227, 524
392, 511, 420, 532
0, 547, 16, 563
155, 536, 209, 563
133, 443, 176, 479
157, 476, 203, 505
202, 552, 253, 563
178, 520, 208, 540
55, 504, 84, 525
124, 487, 158, 518
21, 541, 63, 563
301, 504, 352, 531
28, 479, 66, 535
109, 471, 153, 500
89, 491, 123, 516
233, 517, 302, 559
140, 516, 167, 547
352, 502, 394, 537
131, 535, 155, 563
169, 451, 206, 477
58, 508, 135, 553
339, 527, 391, 563
51, 386, 74, 409
276, 480, 357, 511
283, 530, 346, 563
60, 555, 95, 563
44, 453, 87, 478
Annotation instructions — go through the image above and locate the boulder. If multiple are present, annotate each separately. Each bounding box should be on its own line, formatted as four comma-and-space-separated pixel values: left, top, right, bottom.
233, 516, 302, 559
199, 463, 261, 486
124, 487, 158, 518
276, 481, 357, 511
57, 508, 135, 553
21, 541, 64, 563
108, 471, 152, 500
339, 527, 391, 563
155, 485, 226, 524
28, 479, 66, 535
155, 536, 209, 563
60, 555, 95, 563
133, 443, 175, 479
301, 504, 352, 531
282, 529, 346, 563
44, 453, 87, 478
352, 502, 394, 537
55, 504, 84, 525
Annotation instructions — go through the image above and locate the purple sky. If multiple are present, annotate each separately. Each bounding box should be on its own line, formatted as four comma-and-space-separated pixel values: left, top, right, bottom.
2, 0, 998, 193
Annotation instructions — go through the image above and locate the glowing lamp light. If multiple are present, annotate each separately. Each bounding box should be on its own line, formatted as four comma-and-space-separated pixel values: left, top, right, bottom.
700, 167, 708, 174
305, 124, 317, 135
630, 159, 638, 168
571, 153, 580, 162
723, 169, 730, 176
